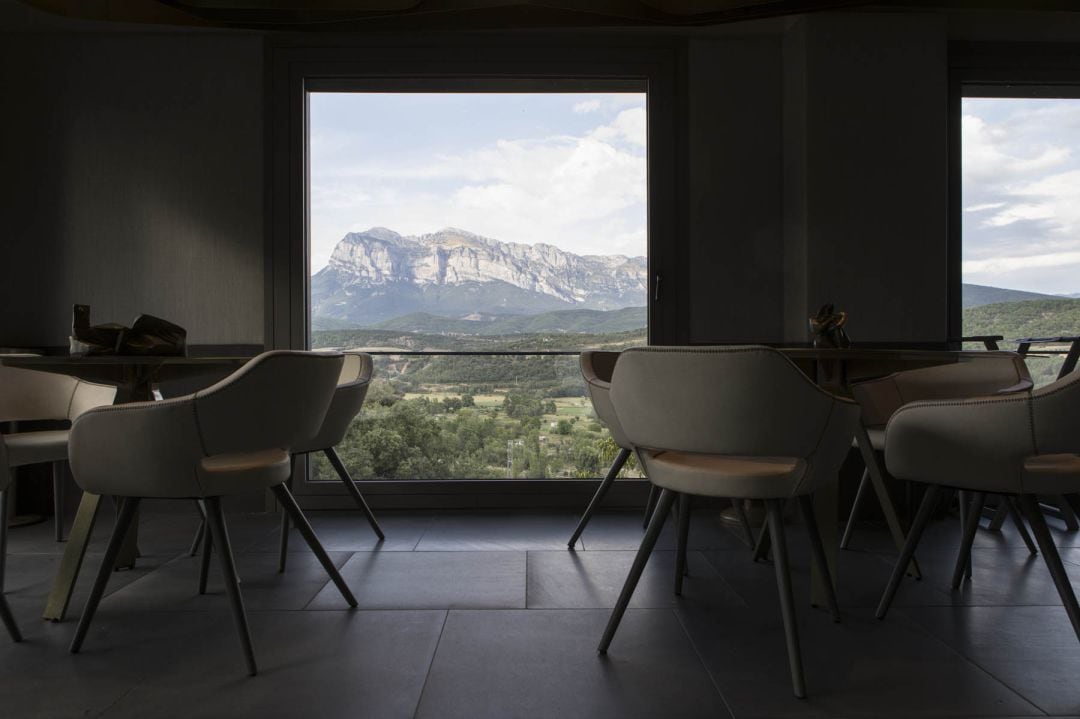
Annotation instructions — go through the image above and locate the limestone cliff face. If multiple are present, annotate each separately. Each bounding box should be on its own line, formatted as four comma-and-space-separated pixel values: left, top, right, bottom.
313, 227, 646, 325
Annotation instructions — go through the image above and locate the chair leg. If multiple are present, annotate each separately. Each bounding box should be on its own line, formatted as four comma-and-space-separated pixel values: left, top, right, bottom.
324, 447, 384, 540
675, 493, 691, 595
52, 461, 66, 542
568, 448, 630, 549
204, 496, 257, 676
1018, 494, 1080, 643
278, 477, 292, 574
0, 490, 7, 594
188, 501, 207, 557
599, 488, 676, 654
854, 425, 922, 579
1006, 497, 1037, 556
840, 469, 871, 550
952, 492, 986, 589
958, 490, 974, 580
766, 498, 805, 699
1056, 495, 1080, 531
753, 513, 771, 562
0, 592, 19, 642
70, 497, 141, 654
642, 484, 661, 529
198, 517, 214, 595
987, 500, 1008, 532
732, 499, 755, 547
270, 483, 357, 607
877, 485, 940, 619
798, 494, 841, 622
0, 488, 18, 641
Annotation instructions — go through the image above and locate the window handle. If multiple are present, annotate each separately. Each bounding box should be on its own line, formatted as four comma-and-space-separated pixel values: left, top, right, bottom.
654, 274, 662, 302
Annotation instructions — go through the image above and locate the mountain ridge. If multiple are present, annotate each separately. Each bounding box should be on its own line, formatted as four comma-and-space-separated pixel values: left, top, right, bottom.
311, 226, 647, 325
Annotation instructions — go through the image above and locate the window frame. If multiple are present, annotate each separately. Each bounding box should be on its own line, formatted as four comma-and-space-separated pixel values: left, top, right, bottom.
948, 42, 1080, 343
268, 40, 683, 508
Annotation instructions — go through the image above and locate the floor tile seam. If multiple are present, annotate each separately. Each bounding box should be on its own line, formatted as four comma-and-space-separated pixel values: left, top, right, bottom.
670, 605, 738, 719
91, 684, 136, 719
300, 569, 341, 611
696, 550, 765, 609
408, 518, 431, 551
888, 606, 1052, 717
410, 609, 450, 719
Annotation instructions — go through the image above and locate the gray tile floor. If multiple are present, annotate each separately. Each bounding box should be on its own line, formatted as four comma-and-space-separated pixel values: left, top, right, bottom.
4, 502, 1080, 718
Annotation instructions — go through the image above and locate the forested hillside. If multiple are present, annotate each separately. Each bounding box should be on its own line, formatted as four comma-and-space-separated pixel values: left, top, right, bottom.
963, 298, 1080, 385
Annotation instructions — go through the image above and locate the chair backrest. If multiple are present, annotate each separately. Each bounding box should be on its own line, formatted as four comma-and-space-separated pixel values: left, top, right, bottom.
610, 346, 859, 476
852, 352, 1031, 427
1032, 368, 1080, 455
0, 365, 117, 423
194, 350, 344, 456
295, 352, 374, 453
580, 351, 631, 450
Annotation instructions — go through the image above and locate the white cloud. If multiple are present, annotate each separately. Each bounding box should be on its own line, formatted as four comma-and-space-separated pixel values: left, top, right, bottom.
309, 104, 648, 271
962, 99, 1080, 294
573, 99, 601, 114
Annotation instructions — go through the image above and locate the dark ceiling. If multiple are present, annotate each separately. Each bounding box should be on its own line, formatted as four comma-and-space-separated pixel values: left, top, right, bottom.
18, 0, 1080, 30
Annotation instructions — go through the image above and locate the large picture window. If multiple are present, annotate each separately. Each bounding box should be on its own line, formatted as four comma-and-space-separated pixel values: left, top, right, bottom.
958, 89, 1080, 383
270, 46, 679, 503
306, 87, 648, 482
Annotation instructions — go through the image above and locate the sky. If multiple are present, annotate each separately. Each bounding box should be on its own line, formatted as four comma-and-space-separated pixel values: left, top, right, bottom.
308, 92, 647, 273
963, 97, 1080, 295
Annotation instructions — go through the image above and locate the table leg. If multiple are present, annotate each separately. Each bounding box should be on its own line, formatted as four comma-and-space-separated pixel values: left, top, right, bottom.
43, 491, 102, 621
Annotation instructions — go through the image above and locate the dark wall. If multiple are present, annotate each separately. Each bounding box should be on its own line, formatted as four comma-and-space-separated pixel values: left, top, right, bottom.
0, 11, 1045, 351
791, 14, 949, 344
0, 33, 265, 348
687, 36, 784, 344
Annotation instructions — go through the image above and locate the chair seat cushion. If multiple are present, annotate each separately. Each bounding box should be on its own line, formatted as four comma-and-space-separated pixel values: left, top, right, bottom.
640, 451, 807, 499
1022, 454, 1080, 494
196, 448, 292, 497
3, 430, 70, 468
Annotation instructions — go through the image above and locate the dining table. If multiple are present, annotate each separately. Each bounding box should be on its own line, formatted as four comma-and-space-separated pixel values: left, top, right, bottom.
0, 353, 251, 621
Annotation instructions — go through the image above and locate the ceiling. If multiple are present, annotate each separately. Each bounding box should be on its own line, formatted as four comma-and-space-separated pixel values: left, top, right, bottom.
17, 0, 1080, 31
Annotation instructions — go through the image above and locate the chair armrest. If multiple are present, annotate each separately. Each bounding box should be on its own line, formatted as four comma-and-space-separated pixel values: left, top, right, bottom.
68, 398, 206, 498
884, 394, 1035, 494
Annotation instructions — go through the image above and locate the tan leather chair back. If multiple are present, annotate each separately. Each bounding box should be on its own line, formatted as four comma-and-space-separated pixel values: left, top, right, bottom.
1032, 369, 1080, 455
580, 351, 631, 450
69, 351, 343, 498
0, 365, 116, 422
295, 352, 373, 453
852, 352, 1031, 427
610, 346, 860, 493
0, 365, 79, 422
194, 351, 344, 456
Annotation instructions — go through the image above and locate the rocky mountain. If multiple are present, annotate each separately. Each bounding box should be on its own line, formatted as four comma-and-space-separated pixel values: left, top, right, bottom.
311, 227, 647, 326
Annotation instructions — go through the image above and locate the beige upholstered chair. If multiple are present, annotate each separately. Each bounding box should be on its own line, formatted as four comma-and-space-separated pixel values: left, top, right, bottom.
599, 346, 860, 698
0, 451, 20, 642
844, 354, 1035, 573
0, 365, 117, 598
876, 368, 1080, 643
67, 351, 356, 676
277, 352, 382, 571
